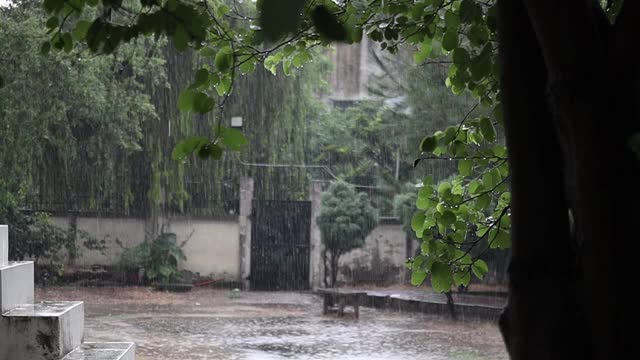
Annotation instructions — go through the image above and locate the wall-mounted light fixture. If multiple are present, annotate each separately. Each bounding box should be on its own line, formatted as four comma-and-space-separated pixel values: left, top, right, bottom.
231, 116, 243, 129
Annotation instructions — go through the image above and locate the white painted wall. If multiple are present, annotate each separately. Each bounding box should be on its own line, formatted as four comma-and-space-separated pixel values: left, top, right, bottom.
166, 219, 239, 278
52, 216, 240, 279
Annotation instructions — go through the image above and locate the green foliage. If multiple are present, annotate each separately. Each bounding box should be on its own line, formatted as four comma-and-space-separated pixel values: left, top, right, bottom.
317, 181, 378, 256
0, 183, 73, 265
0, 2, 165, 215
393, 184, 418, 232
120, 231, 187, 284
33, 0, 515, 290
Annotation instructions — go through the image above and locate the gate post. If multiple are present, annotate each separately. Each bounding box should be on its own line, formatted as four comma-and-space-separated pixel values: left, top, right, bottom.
309, 181, 325, 290
239, 177, 254, 290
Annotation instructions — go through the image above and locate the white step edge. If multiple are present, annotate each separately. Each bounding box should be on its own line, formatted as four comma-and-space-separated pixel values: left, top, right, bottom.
62, 342, 136, 360
0, 225, 7, 266
1, 301, 84, 360
0, 261, 34, 312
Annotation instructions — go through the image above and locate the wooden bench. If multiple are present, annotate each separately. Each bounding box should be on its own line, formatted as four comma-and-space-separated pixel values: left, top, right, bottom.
317, 288, 367, 319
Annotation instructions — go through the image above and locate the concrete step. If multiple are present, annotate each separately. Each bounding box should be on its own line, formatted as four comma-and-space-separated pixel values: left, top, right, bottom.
0, 261, 34, 312
62, 342, 135, 360
1, 301, 84, 360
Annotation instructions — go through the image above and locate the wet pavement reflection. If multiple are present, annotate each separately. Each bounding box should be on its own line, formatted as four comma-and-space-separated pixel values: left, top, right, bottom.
37, 287, 508, 360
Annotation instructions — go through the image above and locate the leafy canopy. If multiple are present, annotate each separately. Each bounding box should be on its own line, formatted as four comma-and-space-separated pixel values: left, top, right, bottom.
34, 0, 518, 291
317, 181, 377, 255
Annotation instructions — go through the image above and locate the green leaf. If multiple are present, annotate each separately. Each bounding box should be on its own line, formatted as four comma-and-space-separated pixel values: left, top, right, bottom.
193, 92, 215, 114
46, 16, 59, 30
440, 210, 456, 226
219, 127, 248, 150
479, 117, 496, 142
468, 24, 489, 46
260, 0, 308, 41
62, 33, 73, 53
460, 0, 480, 23
431, 262, 453, 293
177, 89, 195, 112
418, 186, 433, 199
193, 68, 210, 88
72, 21, 91, 41
416, 196, 431, 210
445, 10, 460, 30
452, 48, 470, 68
493, 104, 503, 124
476, 193, 491, 210
443, 127, 457, 145
173, 26, 189, 51
442, 31, 458, 52
472, 259, 488, 280
458, 159, 472, 176
420, 135, 437, 152
411, 212, 426, 233
239, 55, 257, 74
200, 47, 216, 57
468, 179, 482, 194
171, 136, 209, 161
40, 41, 51, 55
0, 75, 4, 89
491, 229, 511, 249
44, 0, 65, 13
453, 271, 471, 287
311, 5, 347, 41
411, 270, 428, 286
215, 46, 233, 72
197, 143, 223, 160
215, 76, 232, 96
438, 182, 451, 195
482, 171, 495, 189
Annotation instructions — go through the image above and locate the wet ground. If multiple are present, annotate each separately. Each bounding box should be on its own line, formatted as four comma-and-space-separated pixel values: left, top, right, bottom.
36, 287, 508, 360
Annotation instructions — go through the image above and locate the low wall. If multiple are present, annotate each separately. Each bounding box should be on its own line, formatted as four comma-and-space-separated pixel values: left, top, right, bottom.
338, 223, 417, 285
52, 216, 240, 280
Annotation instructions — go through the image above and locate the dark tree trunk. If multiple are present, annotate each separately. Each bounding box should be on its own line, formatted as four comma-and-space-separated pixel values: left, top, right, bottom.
497, 0, 639, 358
445, 291, 457, 321
330, 252, 339, 287
322, 249, 329, 288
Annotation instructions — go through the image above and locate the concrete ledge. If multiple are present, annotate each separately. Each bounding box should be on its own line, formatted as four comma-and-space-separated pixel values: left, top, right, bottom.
318, 290, 503, 322
0, 261, 34, 312
1, 301, 84, 360
63, 342, 135, 360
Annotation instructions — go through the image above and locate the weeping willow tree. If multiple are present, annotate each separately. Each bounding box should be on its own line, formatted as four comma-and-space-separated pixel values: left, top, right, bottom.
0, 2, 164, 215
0, 1, 326, 220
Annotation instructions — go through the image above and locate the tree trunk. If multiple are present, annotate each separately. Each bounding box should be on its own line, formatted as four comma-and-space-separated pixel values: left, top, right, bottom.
445, 291, 457, 321
322, 249, 329, 288
330, 252, 339, 287
497, 0, 639, 358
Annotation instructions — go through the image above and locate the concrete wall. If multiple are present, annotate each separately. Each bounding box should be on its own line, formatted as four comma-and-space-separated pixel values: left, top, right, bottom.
43, 177, 417, 288
338, 223, 412, 284
166, 219, 239, 278
52, 216, 241, 279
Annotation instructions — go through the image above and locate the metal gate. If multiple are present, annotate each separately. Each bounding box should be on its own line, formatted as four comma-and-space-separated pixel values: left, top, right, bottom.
250, 200, 311, 290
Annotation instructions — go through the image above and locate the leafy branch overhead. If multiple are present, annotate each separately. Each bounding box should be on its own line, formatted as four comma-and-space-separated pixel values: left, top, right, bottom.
40, 0, 511, 291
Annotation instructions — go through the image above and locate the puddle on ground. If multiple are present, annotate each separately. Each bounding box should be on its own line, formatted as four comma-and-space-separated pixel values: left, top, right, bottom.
84, 304, 505, 359
37, 288, 507, 360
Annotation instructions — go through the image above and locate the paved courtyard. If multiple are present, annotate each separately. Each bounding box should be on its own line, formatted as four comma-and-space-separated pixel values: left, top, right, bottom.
36, 287, 508, 360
